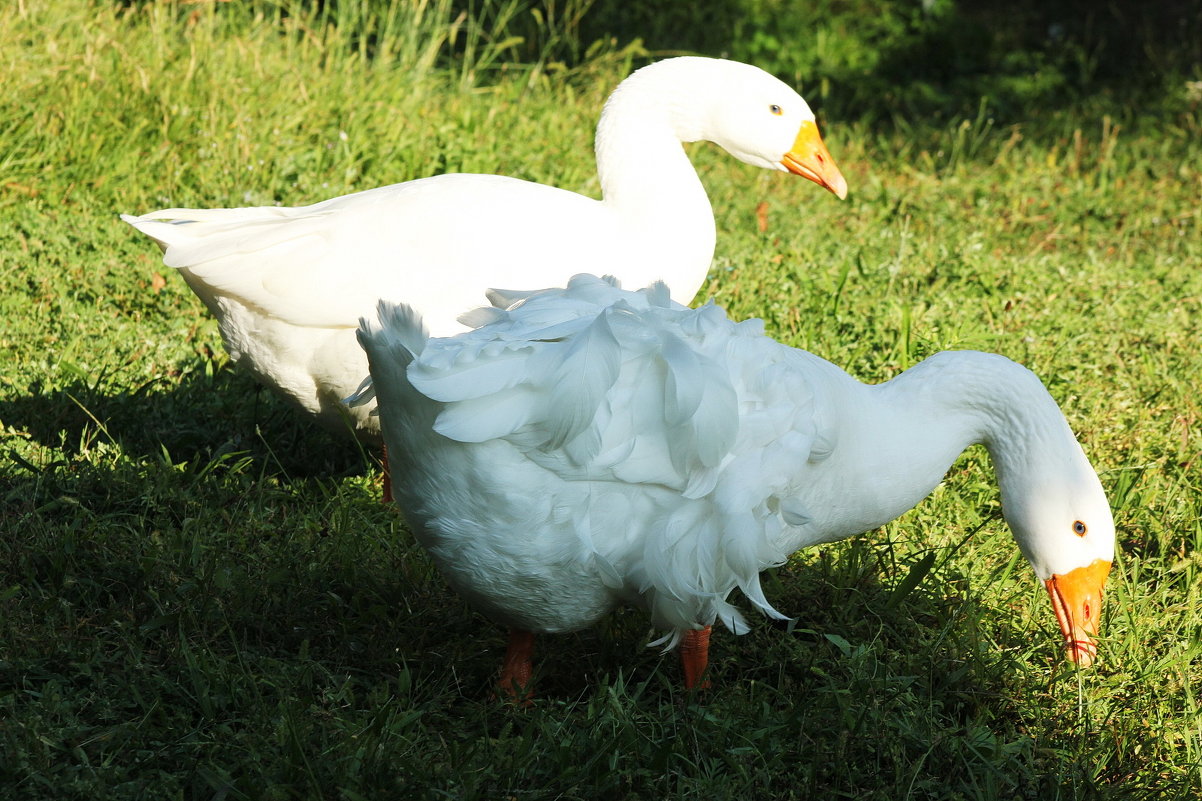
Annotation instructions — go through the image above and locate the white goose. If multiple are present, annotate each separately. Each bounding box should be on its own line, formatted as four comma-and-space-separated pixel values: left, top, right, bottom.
354, 274, 1115, 697
121, 57, 846, 445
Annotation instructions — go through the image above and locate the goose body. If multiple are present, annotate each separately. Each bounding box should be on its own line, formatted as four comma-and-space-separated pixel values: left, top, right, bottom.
122, 57, 847, 441
355, 274, 1115, 694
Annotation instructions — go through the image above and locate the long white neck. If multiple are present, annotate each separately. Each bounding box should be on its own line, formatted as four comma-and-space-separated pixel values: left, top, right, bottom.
593, 61, 718, 302
795, 351, 1089, 550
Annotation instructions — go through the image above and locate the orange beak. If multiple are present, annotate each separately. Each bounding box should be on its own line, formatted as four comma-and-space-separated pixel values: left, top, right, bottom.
1043, 558, 1112, 667
781, 120, 848, 200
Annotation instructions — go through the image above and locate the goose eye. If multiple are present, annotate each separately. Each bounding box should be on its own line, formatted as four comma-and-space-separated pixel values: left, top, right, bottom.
769, 104, 783, 116
1072, 520, 1088, 536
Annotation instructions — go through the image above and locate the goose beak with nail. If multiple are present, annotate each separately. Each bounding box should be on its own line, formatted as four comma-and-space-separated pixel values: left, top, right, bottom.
781, 119, 848, 200
1045, 557, 1112, 666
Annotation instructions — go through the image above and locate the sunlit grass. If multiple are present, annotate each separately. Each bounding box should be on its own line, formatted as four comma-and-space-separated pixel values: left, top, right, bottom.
2, 1, 1200, 798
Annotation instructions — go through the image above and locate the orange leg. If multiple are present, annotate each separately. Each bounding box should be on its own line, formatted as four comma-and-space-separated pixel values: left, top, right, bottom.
381, 444, 393, 504
498, 628, 536, 704
679, 625, 712, 690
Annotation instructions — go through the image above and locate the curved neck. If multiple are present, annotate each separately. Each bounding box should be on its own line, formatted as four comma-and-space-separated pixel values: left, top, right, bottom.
800, 351, 1075, 542
592, 64, 717, 301
595, 87, 709, 208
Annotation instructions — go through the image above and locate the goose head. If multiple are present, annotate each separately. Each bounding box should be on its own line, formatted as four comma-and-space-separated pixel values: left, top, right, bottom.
887, 352, 1116, 667
996, 431, 1115, 667
605, 57, 848, 200
694, 60, 848, 199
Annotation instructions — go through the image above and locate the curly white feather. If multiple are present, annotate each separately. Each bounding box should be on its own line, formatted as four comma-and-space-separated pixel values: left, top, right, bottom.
358, 274, 1116, 657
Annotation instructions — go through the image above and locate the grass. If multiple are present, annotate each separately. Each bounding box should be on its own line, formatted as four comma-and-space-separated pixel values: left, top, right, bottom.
2, 1, 1201, 798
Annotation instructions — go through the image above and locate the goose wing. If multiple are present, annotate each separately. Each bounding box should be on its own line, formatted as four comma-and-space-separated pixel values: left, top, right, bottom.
404, 275, 831, 635
123, 176, 610, 333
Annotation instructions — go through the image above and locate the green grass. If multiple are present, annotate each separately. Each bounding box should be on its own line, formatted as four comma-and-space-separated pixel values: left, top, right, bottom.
2, 1, 1201, 798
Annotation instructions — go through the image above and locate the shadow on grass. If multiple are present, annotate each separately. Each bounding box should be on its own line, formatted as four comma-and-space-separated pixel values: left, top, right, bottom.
0, 435, 1141, 799
0, 360, 1143, 797
0, 358, 369, 483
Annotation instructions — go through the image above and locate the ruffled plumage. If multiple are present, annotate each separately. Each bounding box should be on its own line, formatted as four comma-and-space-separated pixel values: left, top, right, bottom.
356, 274, 1115, 669
358, 275, 836, 645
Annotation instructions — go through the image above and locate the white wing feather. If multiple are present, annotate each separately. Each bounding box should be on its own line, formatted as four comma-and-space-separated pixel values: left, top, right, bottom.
380, 275, 825, 641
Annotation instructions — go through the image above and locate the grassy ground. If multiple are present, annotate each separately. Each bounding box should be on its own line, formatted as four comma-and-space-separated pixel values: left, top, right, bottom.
2, 1, 1201, 799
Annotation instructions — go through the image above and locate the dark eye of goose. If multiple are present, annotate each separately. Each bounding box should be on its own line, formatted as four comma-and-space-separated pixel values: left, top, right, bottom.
1072, 520, 1088, 536
769, 104, 783, 115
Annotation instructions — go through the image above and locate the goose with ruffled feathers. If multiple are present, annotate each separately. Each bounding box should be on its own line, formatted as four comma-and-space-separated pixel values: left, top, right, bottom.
121, 57, 847, 445
354, 274, 1115, 698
